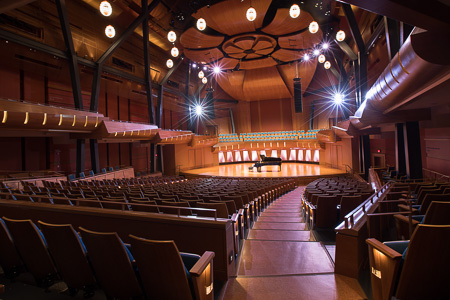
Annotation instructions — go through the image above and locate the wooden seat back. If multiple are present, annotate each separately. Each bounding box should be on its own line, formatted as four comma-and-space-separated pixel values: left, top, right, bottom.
315, 195, 340, 228
160, 201, 192, 215
197, 202, 229, 219
0, 218, 23, 278
79, 227, 143, 299
130, 199, 160, 213
38, 221, 96, 291
129, 235, 211, 300
339, 195, 362, 221
2, 217, 57, 287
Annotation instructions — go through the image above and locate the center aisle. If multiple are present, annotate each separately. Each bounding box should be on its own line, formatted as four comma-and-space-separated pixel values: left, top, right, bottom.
221, 187, 367, 300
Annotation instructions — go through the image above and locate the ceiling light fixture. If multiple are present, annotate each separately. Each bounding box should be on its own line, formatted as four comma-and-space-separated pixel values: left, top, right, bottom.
166, 59, 173, 68
171, 47, 179, 57
99, 1, 112, 17
202, 77, 208, 84
167, 31, 176, 43
198, 70, 205, 79
105, 25, 115, 38
309, 21, 319, 34
313, 49, 320, 56
289, 4, 300, 18
197, 18, 206, 31
322, 42, 329, 50
303, 53, 310, 61
318, 54, 326, 63
333, 93, 344, 105
246, 6, 257, 22
336, 30, 346, 42
213, 66, 221, 74
192, 63, 197, 68
324, 61, 331, 69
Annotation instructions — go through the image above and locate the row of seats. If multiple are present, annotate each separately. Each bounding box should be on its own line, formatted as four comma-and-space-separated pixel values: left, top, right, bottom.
0, 217, 213, 299
302, 176, 375, 228
0, 176, 295, 287
218, 129, 324, 143
68, 165, 122, 181
364, 179, 450, 300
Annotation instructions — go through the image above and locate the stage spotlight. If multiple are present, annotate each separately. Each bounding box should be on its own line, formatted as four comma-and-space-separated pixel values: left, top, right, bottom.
213, 66, 221, 74
303, 53, 310, 61
192, 63, 197, 68
313, 49, 320, 56
195, 105, 203, 116
334, 93, 344, 105
322, 42, 329, 50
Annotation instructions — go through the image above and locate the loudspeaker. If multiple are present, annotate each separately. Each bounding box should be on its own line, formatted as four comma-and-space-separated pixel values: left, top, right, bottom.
294, 77, 302, 113
205, 88, 215, 119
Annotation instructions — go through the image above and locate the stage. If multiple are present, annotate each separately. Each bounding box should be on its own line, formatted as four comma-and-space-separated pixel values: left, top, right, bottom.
181, 163, 346, 182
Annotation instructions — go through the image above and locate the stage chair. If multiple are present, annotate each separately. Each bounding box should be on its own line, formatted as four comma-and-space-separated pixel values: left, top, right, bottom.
129, 235, 215, 300
38, 221, 97, 297
196, 202, 229, 219
2, 217, 58, 288
79, 227, 143, 300
367, 224, 450, 300
0, 218, 24, 278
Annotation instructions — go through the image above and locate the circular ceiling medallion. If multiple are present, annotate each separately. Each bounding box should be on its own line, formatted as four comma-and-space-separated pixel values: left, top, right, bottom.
222, 34, 276, 60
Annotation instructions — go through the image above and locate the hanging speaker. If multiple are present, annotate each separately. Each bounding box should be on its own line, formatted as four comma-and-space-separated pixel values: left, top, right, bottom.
294, 77, 302, 113
205, 88, 215, 119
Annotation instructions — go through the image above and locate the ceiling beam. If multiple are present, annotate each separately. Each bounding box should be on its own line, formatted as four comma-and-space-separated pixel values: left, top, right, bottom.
0, 0, 36, 14
336, 0, 450, 33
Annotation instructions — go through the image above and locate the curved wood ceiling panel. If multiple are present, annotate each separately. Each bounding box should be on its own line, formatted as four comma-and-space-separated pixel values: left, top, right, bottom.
183, 48, 224, 64
229, 53, 247, 59
234, 37, 255, 50
246, 53, 263, 59
193, 0, 272, 36
215, 71, 246, 100
253, 38, 273, 50
272, 49, 305, 62
278, 29, 323, 50
243, 67, 292, 100
277, 62, 318, 96
239, 57, 277, 70
179, 28, 224, 49
262, 8, 314, 36
223, 44, 243, 54
218, 58, 240, 69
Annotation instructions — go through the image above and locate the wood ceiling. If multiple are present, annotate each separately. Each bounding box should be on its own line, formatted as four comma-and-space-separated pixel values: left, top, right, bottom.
181, 0, 326, 101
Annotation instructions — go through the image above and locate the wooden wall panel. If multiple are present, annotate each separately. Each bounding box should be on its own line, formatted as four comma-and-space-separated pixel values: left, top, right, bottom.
131, 143, 149, 174
0, 138, 22, 170
0, 65, 20, 100
120, 143, 130, 167
108, 143, 120, 168
250, 101, 260, 132
119, 97, 129, 121
24, 72, 46, 104
25, 138, 47, 170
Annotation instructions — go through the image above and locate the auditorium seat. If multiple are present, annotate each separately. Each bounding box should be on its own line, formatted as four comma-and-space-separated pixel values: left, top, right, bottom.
315, 195, 340, 228
339, 195, 362, 222
129, 235, 215, 300
0, 218, 24, 278
79, 227, 144, 299
367, 224, 450, 300
394, 201, 450, 239
160, 200, 192, 215
2, 217, 58, 288
129, 199, 160, 213
196, 202, 229, 219
38, 221, 97, 297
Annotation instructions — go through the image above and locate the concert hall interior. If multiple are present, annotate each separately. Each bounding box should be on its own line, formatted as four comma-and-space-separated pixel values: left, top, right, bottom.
0, 0, 449, 299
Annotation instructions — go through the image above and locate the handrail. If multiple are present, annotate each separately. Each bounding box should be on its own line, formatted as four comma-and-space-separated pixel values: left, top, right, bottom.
338, 181, 393, 230
422, 168, 450, 182
344, 164, 353, 175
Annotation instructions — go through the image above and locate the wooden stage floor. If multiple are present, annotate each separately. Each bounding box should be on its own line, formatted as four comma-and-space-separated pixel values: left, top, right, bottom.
181, 163, 346, 178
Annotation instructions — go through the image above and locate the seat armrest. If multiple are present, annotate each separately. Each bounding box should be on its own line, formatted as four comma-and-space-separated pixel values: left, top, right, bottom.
366, 238, 403, 259
190, 251, 215, 300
